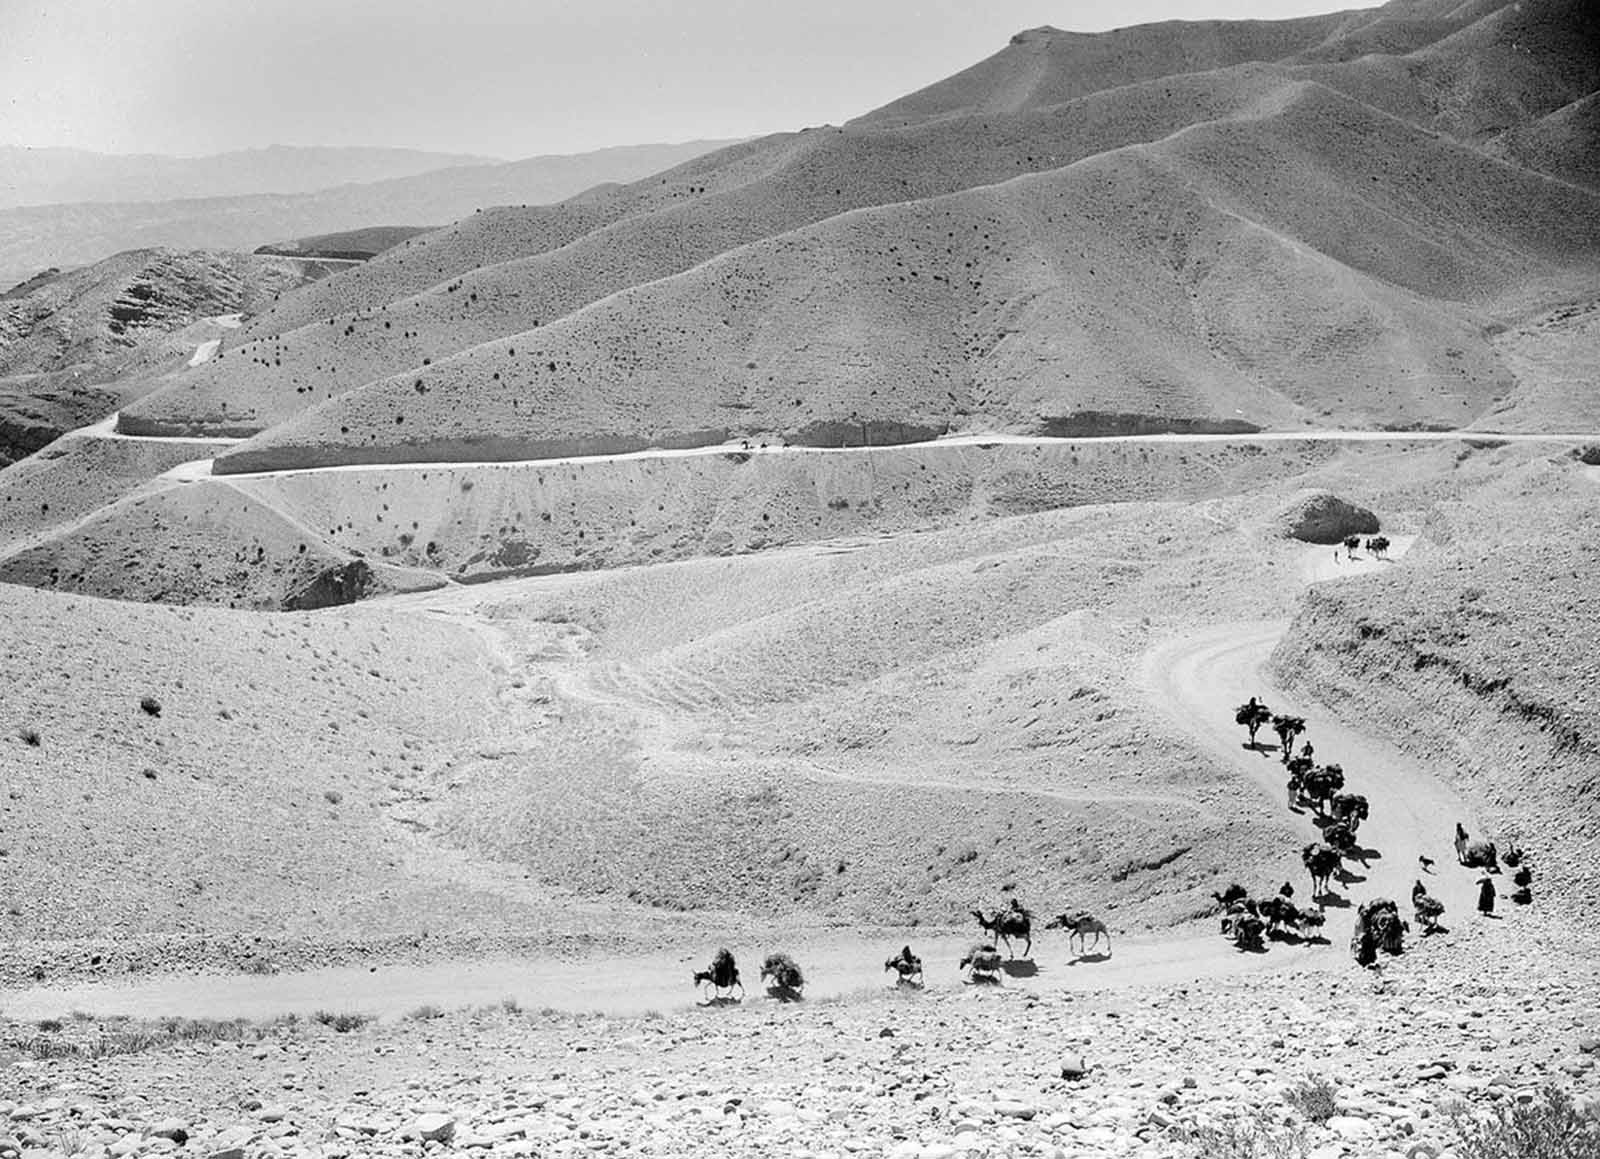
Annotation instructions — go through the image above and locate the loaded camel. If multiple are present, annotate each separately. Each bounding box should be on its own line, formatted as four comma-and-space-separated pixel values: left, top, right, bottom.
1321, 819, 1369, 868
1221, 904, 1266, 952
759, 952, 805, 1000
959, 943, 1003, 983
693, 948, 744, 1000
1302, 842, 1342, 898
1235, 697, 1273, 749
1257, 895, 1325, 940
884, 945, 923, 987
1271, 714, 1306, 763
1045, 911, 1112, 956
1330, 792, 1369, 834
1285, 752, 1315, 809
972, 899, 1032, 959
1351, 897, 1405, 966
1454, 822, 1499, 871
1302, 763, 1346, 816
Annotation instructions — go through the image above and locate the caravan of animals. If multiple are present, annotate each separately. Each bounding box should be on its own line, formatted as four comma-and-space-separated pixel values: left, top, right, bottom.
693, 650, 1534, 1007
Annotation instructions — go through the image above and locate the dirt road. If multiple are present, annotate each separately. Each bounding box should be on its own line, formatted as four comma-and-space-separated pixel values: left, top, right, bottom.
7, 537, 1480, 1022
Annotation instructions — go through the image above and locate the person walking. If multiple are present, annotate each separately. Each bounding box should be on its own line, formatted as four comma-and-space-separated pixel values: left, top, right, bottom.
1476, 874, 1496, 915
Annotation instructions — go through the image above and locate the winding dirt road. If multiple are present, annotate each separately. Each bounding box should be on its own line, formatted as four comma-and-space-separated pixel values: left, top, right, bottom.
6, 537, 1489, 1022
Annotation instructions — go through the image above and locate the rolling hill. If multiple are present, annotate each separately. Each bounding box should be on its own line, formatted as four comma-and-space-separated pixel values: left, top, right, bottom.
0, 248, 329, 464
114, 0, 1599, 466
0, 139, 743, 293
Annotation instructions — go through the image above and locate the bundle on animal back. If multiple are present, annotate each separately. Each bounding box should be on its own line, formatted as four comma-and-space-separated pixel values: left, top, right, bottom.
760, 952, 804, 992
694, 947, 742, 992
960, 943, 1002, 976
884, 945, 922, 981
1352, 897, 1404, 965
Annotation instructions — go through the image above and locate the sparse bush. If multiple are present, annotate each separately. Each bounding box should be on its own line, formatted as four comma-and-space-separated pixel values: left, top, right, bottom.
1451, 1086, 1600, 1159
312, 1010, 374, 1033
36, 1018, 63, 1032
1173, 1108, 1308, 1159
18, 726, 40, 747
139, 695, 162, 717
405, 1004, 443, 1021
499, 996, 521, 1014
323, 789, 343, 805
1284, 1075, 1339, 1124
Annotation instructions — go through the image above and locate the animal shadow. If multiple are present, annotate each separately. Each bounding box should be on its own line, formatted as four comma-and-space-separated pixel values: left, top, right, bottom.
1316, 891, 1352, 909
765, 985, 804, 1003
1242, 741, 1275, 756
1001, 959, 1038, 978
697, 996, 742, 1009
964, 974, 1002, 986
1070, 951, 1111, 966
1336, 868, 1368, 885
1420, 924, 1451, 937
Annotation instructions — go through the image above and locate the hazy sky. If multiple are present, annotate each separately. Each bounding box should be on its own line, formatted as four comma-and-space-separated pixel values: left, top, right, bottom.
0, 0, 1379, 159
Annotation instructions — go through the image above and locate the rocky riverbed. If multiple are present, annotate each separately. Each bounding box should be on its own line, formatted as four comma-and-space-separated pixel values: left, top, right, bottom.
3, 921, 1597, 1159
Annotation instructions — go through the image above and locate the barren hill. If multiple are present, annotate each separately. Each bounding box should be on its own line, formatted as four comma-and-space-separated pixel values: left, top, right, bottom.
0, 249, 327, 464
207, 82, 1600, 473
118, 0, 1600, 456
0, 139, 742, 294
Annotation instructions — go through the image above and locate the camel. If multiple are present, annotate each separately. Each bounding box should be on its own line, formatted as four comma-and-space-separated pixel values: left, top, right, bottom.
1223, 908, 1266, 951
1454, 822, 1499, 871
884, 945, 923, 987
1411, 880, 1445, 934
1271, 713, 1306, 762
1302, 842, 1341, 896
759, 952, 805, 998
1258, 895, 1313, 935
1235, 697, 1273, 747
693, 948, 744, 999
1303, 763, 1346, 815
1045, 911, 1112, 955
1331, 792, 1369, 834
1211, 883, 1249, 910
1352, 898, 1405, 966
972, 902, 1032, 959
959, 943, 1003, 982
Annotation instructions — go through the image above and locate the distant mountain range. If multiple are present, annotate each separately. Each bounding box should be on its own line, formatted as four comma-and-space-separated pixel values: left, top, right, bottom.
0, 144, 499, 209
0, 139, 743, 291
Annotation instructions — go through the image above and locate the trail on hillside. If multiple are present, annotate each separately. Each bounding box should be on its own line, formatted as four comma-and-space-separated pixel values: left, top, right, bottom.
1140, 565, 1486, 945
7, 542, 1492, 1021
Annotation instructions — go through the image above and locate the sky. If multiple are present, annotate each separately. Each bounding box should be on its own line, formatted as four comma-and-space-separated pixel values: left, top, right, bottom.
0, 0, 1380, 160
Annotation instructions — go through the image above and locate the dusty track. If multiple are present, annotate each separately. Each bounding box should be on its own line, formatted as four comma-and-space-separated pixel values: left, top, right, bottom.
6, 536, 1487, 1022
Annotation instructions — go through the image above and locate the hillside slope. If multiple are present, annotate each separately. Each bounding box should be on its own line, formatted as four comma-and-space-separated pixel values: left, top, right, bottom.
212, 82, 1600, 473
1272, 453, 1600, 903
0, 139, 741, 293
0, 249, 326, 462
122, 0, 1600, 450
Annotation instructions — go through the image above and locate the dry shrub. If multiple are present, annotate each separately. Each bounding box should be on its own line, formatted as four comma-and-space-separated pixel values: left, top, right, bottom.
1174, 1107, 1307, 1159
1451, 1086, 1600, 1159
1284, 1075, 1339, 1124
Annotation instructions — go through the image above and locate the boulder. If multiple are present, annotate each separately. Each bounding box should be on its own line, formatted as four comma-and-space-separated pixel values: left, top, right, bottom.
1275, 491, 1380, 544
408, 1113, 456, 1143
